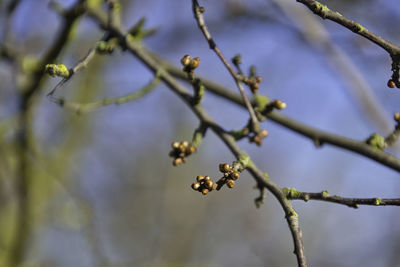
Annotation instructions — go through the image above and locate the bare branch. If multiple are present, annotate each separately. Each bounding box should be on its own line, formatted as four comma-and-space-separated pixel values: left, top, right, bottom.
284, 188, 400, 208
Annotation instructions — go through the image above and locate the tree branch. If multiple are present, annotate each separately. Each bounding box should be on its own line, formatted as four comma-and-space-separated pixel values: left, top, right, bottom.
149, 54, 400, 173
284, 188, 400, 208
296, 0, 400, 56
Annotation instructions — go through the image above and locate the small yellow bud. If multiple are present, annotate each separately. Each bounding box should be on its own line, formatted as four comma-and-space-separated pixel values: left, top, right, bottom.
226, 179, 235, 188
275, 100, 287, 110
171, 141, 180, 149
394, 112, 400, 122
205, 180, 214, 189
201, 188, 209, 195
191, 182, 201, 190
173, 158, 183, 166
181, 55, 191, 67
231, 171, 240, 180
189, 57, 200, 69
196, 175, 205, 182
259, 129, 268, 138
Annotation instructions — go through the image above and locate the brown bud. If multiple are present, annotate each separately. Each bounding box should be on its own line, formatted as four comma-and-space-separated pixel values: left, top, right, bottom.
201, 188, 209, 195
185, 145, 196, 155
191, 182, 201, 190
256, 76, 263, 83
181, 55, 191, 67
189, 57, 200, 69
171, 141, 180, 150
219, 163, 225, 172
251, 82, 259, 91
253, 136, 262, 146
223, 164, 232, 173
181, 141, 189, 147
205, 180, 214, 189
388, 79, 396, 88
394, 112, 400, 122
204, 175, 211, 181
173, 158, 183, 166
196, 175, 205, 182
226, 179, 235, 188
231, 171, 240, 180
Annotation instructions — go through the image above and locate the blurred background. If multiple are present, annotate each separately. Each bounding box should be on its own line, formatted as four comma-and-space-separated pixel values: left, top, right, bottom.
1, 0, 400, 266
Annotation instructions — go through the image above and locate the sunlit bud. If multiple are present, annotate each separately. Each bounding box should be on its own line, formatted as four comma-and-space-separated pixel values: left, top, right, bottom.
196, 175, 205, 182
204, 175, 211, 181
259, 129, 268, 138
173, 158, 183, 166
388, 79, 396, 88
275, 100, 287, 110
205, 180, 214, 189
256, 76, 263, 83
223, 164, 232, 173
189, 57, 200, 69
192, 182, 201, 190
226, 179, 235, 188
181, 141, 189, 147
394, 112, 400, 122
181, 55, 191, 66
171, 141, 180, 149
186, 145, 196, 155
231, 171, 240, 180
201, 188, 209, 195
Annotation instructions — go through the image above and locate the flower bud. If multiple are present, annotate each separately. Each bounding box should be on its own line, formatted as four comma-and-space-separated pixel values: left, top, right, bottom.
181, 55, 191, 67
226, 179, 235, 188
192, 182, 201, 190
275, 100, 287, 110
189, 57, 200, 69
171, 141, 180, 150
230, 171, 240, 180
205, 180, 214, 189
173, 158, 183, 166
388, 79, 396, 88
201, 188, 209, 195
394, 112, 400, 122
196, 175, 205, 182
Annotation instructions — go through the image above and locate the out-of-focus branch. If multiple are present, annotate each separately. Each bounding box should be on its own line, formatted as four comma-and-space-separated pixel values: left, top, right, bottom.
296, 0, 400, 56
271, 0, 393, 134
49, 76, 160, 114
6, 1, 85, 266
148, 54, 400, 173
284, 188, 400, 208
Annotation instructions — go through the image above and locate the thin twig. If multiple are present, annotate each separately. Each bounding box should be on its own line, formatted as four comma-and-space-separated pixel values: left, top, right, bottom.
284, 188, 400, 208
191, 0, 259, 131
49, 76, 160, 114
296, 0, 400, 56
47, 47, 97, 97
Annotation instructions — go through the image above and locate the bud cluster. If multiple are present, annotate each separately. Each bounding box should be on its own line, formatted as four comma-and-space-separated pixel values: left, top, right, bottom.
243, 76, 263, 94
169, 141, 196, 166
191, 163, 242, 196
215, 163, 240, 190
249, 129, 269, 146
181, 55, 201, 72
191, 175, 216, 195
